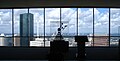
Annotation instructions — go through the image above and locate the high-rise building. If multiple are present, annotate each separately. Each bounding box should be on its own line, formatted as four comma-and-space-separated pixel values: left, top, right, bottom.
118, 26, 120, 36
20, 13, 34, 46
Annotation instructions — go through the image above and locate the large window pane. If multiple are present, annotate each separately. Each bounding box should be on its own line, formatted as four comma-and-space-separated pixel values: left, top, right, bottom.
45, 8, 60, 46
110, 8, 120, 47
94, 8, 109, 46
14, 9, 28, 46
29, 8, 44, 47
0, 9, 12, 46
78, 8, 93, 46
61, 8, 77, 47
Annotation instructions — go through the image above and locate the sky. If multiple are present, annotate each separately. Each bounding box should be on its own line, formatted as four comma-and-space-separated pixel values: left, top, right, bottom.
0, 8, 120, 35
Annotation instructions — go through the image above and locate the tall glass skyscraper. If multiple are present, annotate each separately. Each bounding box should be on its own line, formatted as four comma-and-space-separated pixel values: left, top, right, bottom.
20, 13, 34, 46
118, 26, 120, 36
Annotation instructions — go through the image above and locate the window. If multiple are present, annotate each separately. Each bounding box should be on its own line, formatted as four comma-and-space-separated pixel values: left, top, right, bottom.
29, 8, 44, 47
94, 8, 109, 46
61, 8, 77, 47
110, 8, 120, 47
14, 9, 28, 46
45, 8, 60, 46
78, 8, 93, 46
0, 9, 12, 46
0, 8, 119, 47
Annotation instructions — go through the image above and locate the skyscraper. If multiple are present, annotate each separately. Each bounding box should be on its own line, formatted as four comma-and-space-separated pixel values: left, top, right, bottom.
20, 13, 34, 46
118, 26, 120, 36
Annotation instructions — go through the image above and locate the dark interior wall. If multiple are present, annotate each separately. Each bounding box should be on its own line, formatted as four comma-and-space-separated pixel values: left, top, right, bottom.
0, 47, 119, 60
0, 0, 120, 8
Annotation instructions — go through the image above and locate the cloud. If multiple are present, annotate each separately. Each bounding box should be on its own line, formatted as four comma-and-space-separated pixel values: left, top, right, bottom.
94, 8, 109, 29
78, 8, 93, 28
0, 10, 12, 22
1, 8, 120, 34
46, 8, 60, 19
110, 8, 120, 30
0, 10, 12, 34
95, 22, 101, 27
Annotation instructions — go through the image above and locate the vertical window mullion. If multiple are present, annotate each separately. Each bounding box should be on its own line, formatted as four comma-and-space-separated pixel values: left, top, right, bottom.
43, 8, 45, 47
28, 8, 30, 46
109, 8, 110, 47
77, 8, 78, 36
93, 8, 94, 47
12, 9, 14, 46
60, 8, 61, 37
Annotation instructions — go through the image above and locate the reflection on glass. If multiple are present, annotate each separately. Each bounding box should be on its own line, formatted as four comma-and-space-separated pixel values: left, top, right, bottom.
0, 9, 12, 46
110, 8, 120, 47
29, 8, 44, 47
78, 8, 93, 46
94, 8, 109, 46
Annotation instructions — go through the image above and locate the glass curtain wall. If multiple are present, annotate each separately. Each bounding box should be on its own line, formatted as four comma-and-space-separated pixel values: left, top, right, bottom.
0, 8, 119, 47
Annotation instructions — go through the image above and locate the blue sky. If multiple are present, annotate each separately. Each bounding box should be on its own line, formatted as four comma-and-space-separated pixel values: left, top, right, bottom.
0, 8, 120, 35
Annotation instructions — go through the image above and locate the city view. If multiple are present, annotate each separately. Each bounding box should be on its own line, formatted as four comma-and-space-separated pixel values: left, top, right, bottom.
0, 8, 119, 47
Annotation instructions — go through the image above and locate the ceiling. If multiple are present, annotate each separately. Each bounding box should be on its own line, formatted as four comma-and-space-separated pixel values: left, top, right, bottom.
0, 0, 120, 8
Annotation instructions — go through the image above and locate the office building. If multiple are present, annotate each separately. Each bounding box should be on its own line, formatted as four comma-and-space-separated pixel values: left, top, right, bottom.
118, 26, 120, 36
20, 13, 34, 46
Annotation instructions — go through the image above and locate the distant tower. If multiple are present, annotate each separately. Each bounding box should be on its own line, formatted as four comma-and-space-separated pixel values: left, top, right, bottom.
20, 13, 34, 46
118, 26, 120, 36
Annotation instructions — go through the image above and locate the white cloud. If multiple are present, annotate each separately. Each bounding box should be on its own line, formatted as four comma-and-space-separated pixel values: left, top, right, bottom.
0, 12, 3, 16
0, 10, 12, 33
94, 8, 100, 16
98, 13, 109, 22
78, 8, 93, 29
1, 8, 120, 34
95, 22, 101, 27
46, 8, 60, 18
110, 8, 120, 31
